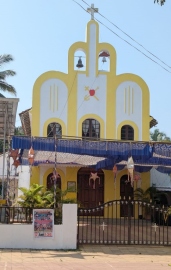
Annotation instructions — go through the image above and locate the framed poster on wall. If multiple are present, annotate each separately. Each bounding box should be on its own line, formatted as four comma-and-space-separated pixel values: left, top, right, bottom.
33, 209, 54, 238
67, 181, 76, 192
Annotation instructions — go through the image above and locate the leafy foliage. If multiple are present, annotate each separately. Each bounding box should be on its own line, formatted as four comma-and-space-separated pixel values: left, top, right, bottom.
154, 0, 166, 5
164, 206, 171, 222
134, 186, 160, 203
150, 129, 171, 142
16, 183, 77, 208
14, 126, 24, 135
0, 126, 24, 153
134, 186, 170, 219
16, 184, 77, 223
17, 184, 46, 208
0, 140, 8, 154
0, 54, 16, 95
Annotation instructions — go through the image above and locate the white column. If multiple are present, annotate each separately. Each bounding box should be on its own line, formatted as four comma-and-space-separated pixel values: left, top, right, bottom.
62, 204, 77, 249
88, 23, 97, 77
18, 166, 30, 197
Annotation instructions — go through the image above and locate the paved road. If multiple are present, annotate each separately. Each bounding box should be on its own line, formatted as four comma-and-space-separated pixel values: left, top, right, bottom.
0, 245, 171, 269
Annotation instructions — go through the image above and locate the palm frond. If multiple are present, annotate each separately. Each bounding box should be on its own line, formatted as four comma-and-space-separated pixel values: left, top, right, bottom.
0, 54, 14, 66
0, 70, 16, 79
32, 185, 44, 196
0, 81, 16, 95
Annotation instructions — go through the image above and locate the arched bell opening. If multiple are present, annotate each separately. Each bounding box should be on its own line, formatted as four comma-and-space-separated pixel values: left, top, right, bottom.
74, 50, 86, 71
98, 50, 110, 72
77, 167, 104, 210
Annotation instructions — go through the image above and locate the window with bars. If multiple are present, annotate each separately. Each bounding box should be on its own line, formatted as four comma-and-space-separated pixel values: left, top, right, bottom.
82, 119, 100, 139
47, 122, 62, 138
121, 125, 134, 140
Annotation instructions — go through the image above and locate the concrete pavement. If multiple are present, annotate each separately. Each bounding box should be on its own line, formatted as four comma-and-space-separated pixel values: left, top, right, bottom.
0, 245, 171, 269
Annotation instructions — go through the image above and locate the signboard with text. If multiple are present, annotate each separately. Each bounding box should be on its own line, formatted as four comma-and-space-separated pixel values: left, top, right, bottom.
33, 209, 54, 238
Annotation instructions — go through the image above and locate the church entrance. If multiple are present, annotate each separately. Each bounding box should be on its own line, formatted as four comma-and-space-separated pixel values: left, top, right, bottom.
120, 175, 134, 217
77, 168, 104, 209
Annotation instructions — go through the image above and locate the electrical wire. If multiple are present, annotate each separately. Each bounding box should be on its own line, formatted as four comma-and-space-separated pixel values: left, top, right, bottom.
81, 0, 171, 70
58, 70, 78, 119
95, 17, 171, 74
72, 0, 171, 74
46, 69, 79, 137
76, 68, 101, 114
76, 56, 108, 116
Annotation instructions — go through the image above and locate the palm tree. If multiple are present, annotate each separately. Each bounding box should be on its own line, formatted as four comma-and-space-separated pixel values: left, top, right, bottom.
134, 186, 159, 203
134, 186, 169, 204
0, 54, 16, 96
14, 126, 24, 135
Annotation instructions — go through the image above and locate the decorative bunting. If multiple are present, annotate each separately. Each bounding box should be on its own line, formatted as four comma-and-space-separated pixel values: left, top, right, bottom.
127, 156, 134, 187
28, 146, 34, 175
113, 165, 117, 184
28, 146, 34, 165
89, 172, 100, 189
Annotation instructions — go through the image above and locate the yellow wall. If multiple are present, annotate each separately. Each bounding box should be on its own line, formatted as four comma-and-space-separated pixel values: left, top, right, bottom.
30, 167, 40, 185
30, 19, 152, 210
31, 20, 150, 140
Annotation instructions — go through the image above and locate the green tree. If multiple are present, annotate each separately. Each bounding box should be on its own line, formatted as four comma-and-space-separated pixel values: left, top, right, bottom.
0, 54, 16, 95
0, 140, 8, 154
0, 126, 23, 154
134, 186, 167, 219
150, 128, 171, 142
14, 126, 24, 135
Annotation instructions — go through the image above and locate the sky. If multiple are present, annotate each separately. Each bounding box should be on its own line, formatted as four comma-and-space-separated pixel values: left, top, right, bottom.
1, 0, 171, 137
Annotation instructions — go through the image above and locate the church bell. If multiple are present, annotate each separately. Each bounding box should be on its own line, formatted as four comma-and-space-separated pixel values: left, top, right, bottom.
76, 57, 84, 68
102, 56, 107, 63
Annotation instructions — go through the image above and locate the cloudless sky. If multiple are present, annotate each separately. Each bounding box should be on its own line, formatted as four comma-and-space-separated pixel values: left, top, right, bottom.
1, 0, 171, 137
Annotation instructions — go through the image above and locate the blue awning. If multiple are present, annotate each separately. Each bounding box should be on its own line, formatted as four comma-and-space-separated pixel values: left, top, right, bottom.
11, 136, 171, 173
12, 136, 153, 160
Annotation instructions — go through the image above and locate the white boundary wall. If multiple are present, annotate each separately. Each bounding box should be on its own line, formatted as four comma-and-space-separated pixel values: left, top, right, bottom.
0, 204, 77, 250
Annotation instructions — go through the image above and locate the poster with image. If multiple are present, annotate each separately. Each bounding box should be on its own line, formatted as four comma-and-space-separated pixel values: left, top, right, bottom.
33, 209, 54, 238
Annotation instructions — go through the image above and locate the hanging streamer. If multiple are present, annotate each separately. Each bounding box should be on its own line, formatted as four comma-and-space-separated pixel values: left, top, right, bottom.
127, 156, 135, 187
89, 172, 100, 189
113, 165, 117, 184
28, 146, 34, 175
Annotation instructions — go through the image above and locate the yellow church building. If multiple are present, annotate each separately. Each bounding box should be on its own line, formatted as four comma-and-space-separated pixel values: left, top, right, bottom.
17, 6, 158, 214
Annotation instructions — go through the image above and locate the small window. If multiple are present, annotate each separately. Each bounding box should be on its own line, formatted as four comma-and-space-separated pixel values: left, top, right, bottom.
121, 125, 134, 140
47, 122, 62, 138
82, 119, 100, 139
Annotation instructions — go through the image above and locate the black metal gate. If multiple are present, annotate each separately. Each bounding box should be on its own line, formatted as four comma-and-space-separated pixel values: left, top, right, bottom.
77, 199, 171, 246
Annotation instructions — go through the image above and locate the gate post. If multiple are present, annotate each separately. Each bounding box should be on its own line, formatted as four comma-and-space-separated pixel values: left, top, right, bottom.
128, 199, 131, 244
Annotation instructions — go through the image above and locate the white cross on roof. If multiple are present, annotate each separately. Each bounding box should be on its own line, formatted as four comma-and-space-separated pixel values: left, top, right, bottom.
87, 4, 98, 20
